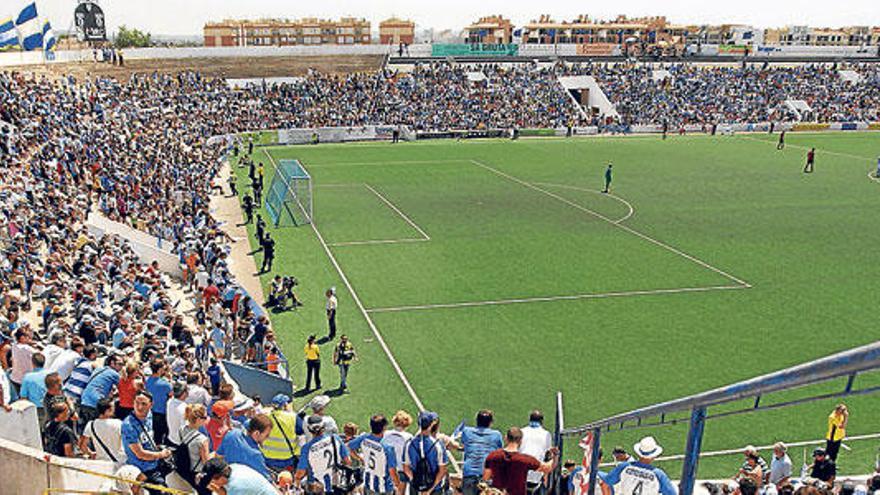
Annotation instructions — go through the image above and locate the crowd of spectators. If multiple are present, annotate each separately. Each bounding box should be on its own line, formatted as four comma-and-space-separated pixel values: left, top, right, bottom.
2, 61, 880, 494
564, 62, 880, 126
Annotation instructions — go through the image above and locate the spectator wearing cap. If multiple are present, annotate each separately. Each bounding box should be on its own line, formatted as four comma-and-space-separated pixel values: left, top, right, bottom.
604, 437, 677, 495
200, 457, 278, 495
296, 414, 352, 493
404, 411, 449, 494
232, 397, 257, 429
207, 400, 233, 450
216, 413, 274, 480
460, 409, 503, 495
349, 414, 403, 495
768, 442, 792, 488
304, 395, 338, 441
80, 397, 127, 467
809, 448, 836, 484
520, 410, 553, 493
80, 354, 124, 427
165, 381, 188, 447
20, 352, 49, 409
144, 359, 173, 445
121, 390, 173, 487
262, 393, 303, 472
484, 427, 557, 495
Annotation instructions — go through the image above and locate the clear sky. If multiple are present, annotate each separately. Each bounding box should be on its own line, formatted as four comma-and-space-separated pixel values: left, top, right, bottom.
33, 0, 880, 36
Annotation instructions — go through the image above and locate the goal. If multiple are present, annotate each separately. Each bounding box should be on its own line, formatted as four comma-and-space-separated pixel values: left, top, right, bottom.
265, 159, 313, 227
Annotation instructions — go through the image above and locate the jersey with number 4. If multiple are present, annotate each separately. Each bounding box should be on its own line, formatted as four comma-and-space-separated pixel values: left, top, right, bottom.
298, 433, 350, 493
604, 462, 678, 495
349, 434, 398, 493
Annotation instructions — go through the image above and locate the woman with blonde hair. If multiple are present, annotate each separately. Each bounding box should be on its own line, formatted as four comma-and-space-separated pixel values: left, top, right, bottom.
384, 410, 414, 492
115, 359, 143, 419
825, 404, 849, 462
181, 403, 213, 492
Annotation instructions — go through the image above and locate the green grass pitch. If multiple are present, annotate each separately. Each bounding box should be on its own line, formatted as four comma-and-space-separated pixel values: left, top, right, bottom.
232, 131, 880, 478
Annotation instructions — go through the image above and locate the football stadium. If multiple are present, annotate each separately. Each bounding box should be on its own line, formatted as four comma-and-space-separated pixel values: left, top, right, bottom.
1, 1, 880, 494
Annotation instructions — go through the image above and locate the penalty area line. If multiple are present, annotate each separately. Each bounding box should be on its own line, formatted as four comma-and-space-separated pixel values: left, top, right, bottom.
366, 284, 749, 314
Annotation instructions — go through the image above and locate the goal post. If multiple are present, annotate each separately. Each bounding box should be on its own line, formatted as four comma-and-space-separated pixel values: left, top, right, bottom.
265, 159, 313, 227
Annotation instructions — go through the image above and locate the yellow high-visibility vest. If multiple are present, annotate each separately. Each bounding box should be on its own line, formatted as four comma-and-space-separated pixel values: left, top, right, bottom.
262, 409, 301, 460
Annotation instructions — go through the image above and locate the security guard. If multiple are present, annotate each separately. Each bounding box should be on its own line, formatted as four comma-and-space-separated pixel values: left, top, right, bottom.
261, 394, 303, 472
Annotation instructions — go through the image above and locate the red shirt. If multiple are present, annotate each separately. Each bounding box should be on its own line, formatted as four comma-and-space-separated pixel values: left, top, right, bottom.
203, 285, 220, 305
117, 375, 139, 408
484, 449, 541, 495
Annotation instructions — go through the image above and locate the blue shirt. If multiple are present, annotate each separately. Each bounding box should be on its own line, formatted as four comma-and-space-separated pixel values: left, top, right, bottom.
145, 376, 172, 414
80, 367, 120, 408
217, 429, 270, 479
460, 426, 503, 477
112, 328, 126, 348
207, 365, 222, 389
404, 434, 448, 493
20, 367, 50, 407
226, 463, 278, 495
121, 413, 159, 473
349, 433, 398, 492
298, 433, 350, 493
605, 461, 677, 495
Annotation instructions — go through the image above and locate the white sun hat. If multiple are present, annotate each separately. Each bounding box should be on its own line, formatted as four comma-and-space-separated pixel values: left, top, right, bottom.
633, 436, 664, 459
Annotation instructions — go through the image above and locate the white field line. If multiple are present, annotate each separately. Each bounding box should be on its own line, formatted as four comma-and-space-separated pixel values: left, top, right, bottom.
264, 152, 428, 414
533, 181, 635, 224
328, 238, 430, 247
314, 183, 363, 188
470, 160, 752, 288
320, 183, 431, 246
364, 184, 431, 241
304, 159, 469, 167
366, 284, 747, 314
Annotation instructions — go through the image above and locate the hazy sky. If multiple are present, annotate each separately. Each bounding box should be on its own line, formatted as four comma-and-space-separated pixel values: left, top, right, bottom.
33, 0, 880, 36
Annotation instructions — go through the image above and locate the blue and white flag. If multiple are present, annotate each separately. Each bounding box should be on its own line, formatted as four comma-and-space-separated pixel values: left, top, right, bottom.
42, 19, 55, 52
15, 2, 43, 51
0, 17, 17, 49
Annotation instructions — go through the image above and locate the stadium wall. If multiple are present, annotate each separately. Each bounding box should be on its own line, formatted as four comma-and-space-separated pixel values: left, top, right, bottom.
86, 212, 183, 278
0, 44, 392, 67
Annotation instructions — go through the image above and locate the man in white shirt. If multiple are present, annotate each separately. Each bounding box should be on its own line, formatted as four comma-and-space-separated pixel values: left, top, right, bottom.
185, 372, 211, 407
768, 442, 792, 488
326, 288, 338, 341
165, 382, 189, 447
80, 398, 127, 468
520, 410, 553, 493
49, 339, 85, 381
43, 331, 67, 370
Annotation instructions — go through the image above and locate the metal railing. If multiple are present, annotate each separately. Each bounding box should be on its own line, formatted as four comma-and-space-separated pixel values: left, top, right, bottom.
558, 341, 880, 495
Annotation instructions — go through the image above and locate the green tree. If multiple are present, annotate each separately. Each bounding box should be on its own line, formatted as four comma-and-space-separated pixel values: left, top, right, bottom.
114, 25, 151, 48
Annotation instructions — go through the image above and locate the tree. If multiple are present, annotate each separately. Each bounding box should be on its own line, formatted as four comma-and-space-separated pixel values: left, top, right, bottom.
114, 25, 151, 48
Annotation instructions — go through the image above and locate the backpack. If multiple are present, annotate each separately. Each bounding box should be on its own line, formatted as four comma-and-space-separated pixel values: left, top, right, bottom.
411, 437, 440, 493
173, 429, 201, 484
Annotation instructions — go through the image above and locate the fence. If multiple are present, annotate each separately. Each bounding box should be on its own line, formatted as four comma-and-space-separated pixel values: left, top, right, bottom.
558, 341, 880, 495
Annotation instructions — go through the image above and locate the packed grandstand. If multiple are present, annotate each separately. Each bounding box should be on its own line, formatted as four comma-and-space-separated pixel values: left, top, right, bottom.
1, 57, 880, 495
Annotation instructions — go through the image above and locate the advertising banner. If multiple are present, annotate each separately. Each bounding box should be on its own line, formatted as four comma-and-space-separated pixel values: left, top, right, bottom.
431, 43, 519, 57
